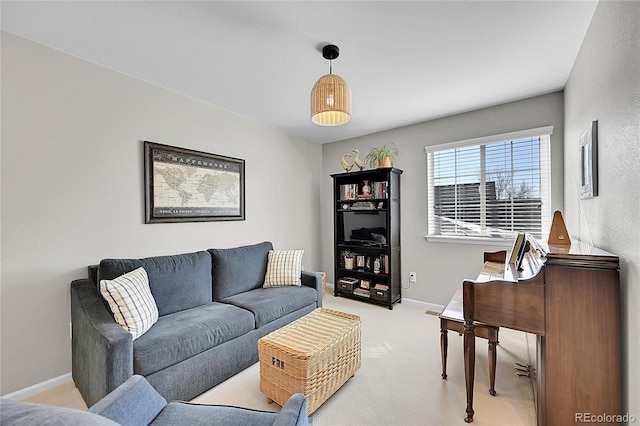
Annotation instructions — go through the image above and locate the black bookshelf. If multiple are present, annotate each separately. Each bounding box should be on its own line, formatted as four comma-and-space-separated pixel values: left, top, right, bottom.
331, 168, 402, 309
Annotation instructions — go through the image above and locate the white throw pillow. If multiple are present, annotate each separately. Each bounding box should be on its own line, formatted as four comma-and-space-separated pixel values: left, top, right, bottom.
100, 267, 158, 340
263, 250, 304, 288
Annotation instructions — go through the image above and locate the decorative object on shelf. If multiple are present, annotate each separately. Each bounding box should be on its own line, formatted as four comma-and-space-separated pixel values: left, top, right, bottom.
352, 150, 366, 170
372, 233, 387, 245
580, 120, 598, 199
144, 141, 245, 223
360, 180, 372, 198
373, 257, 381, 274
339, 183, 358, 200
340, 152, 354, 172
360, 279, 371, 290
343, 251, 354, 270
311, 44, 352, 126
366, 143, 399, 168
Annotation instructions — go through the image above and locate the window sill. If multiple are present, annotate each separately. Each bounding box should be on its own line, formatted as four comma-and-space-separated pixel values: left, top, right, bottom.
425, 235, 513, 247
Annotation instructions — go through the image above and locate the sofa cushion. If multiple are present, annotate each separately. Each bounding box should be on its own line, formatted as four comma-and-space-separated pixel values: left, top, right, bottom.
100, 267, 158, 340
133, 302, 255, 376
208, 241, 273, 300
263, 250, 304, 288
221, 287, 317, 328
153, 402, 278, 426
98, 251, 211, 316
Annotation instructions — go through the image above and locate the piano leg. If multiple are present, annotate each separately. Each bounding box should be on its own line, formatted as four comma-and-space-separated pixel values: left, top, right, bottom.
463, 319, 476, 423
488, 327, 498, 396
440, 319, 448, 379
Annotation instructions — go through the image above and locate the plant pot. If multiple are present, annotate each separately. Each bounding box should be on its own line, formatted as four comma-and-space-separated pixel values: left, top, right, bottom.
345, 258, 354, 270
378, 157, 392, 168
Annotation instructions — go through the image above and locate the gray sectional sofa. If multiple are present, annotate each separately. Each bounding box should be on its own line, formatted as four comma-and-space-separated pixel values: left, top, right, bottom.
1, 375, 311, 426
71, 241, 322, 406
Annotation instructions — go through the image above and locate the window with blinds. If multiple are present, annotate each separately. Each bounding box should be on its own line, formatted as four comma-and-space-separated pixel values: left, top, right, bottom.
426, 127, 552, 241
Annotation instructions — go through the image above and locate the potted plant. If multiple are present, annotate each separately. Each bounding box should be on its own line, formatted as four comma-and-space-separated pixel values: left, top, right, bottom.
343, 251, 355, 270
366, 143, 399, 168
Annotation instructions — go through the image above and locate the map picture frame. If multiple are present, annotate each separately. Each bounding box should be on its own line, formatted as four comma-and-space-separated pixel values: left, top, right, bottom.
144, 141, 245, 223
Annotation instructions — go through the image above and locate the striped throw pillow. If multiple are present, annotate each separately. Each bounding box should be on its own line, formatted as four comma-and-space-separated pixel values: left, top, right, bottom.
263, 250, 304, 288
100, 267, 158, 340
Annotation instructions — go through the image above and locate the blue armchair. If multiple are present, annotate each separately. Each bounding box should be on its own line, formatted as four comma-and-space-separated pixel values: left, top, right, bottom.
0, 375, 312, 426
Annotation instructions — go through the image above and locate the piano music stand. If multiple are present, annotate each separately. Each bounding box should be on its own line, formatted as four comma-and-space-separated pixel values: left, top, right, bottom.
439, 288, 499, 396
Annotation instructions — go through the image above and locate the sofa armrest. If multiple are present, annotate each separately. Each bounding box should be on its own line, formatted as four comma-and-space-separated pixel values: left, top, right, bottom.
0, 399, 120, 426
89, 375, 166, 426
274, 393, 312, 426
71, 279, 134, 407
300, 271, 322, 307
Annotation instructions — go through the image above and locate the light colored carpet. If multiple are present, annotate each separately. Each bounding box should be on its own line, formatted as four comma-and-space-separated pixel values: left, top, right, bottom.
193, 294, 536, 426
25, 292, 536, 425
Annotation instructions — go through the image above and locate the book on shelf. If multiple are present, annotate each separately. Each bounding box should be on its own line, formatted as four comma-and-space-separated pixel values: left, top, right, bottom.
372, 181, 389, 199
373, 283, 389, 291
381, 254, 389, 274
353, 288, 370, 298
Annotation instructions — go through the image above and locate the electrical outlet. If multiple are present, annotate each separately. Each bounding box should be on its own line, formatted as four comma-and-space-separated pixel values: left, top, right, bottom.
409, 272, 417, 283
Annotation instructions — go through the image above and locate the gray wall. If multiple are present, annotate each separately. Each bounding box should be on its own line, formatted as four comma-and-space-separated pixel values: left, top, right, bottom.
321, 92, 565, 306
0, 32, 322, 395
563, 1, 639, 418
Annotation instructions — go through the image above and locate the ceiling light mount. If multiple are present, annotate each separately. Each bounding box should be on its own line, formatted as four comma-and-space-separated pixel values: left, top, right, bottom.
322, 44, 340, 61
311, 44, 352, 126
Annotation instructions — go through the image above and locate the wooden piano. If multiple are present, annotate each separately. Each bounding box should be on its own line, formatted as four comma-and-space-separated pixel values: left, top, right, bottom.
462, 217, 621, 425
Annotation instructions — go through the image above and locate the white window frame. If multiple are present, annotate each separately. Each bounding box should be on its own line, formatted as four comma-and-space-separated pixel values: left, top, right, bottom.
425, 126, 553, 245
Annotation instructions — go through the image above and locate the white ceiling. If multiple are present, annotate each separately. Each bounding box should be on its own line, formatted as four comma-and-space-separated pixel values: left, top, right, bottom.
1, 1, 598, 144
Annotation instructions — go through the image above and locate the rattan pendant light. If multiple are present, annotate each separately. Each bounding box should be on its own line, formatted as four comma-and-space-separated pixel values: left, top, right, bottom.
311, 44, 352, 126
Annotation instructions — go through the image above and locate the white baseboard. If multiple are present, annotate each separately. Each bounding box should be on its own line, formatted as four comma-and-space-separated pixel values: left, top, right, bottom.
401, 297, 445, 313
2, 372, 72, 400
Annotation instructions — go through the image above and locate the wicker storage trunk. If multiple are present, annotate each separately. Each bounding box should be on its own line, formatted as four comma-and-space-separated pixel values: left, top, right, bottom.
258, 308, 361, 414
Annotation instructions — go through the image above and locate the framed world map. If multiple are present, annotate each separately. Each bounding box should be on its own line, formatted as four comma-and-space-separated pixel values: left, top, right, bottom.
144, 141, 245, 223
